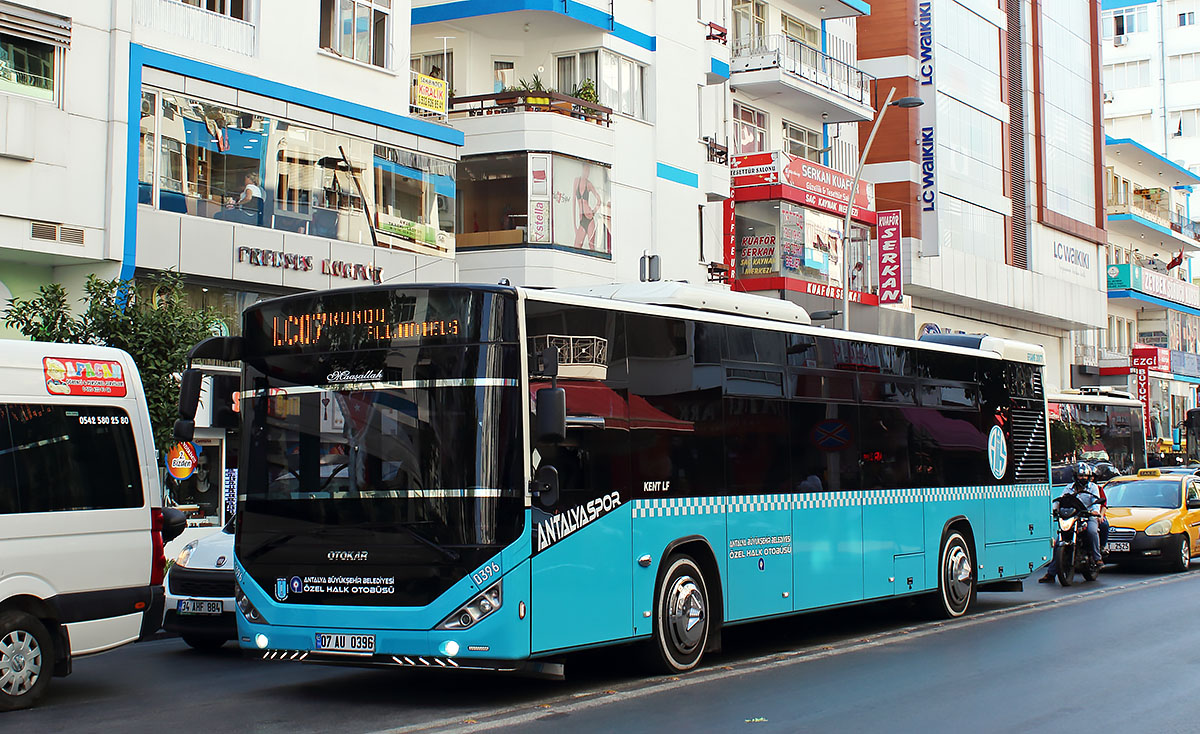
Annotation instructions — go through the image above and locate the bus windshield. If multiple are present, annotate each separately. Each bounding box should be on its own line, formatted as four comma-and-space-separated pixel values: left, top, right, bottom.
1048, 399, 1145, 476
237, 287, 524, 607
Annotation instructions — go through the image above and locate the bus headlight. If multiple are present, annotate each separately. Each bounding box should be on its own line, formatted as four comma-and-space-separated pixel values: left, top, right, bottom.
235, 582, 269, 624
1145, 519, 1172, 537
436, 581, 501, 630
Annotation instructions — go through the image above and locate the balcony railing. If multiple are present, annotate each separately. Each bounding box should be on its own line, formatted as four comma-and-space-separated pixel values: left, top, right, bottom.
703, 136, 729, 164
134, 0, 256, 56
732, 34, 873, 108
449, 91, 613, 126
1169, 210, 1200, 242
1073, 344, 1098, 367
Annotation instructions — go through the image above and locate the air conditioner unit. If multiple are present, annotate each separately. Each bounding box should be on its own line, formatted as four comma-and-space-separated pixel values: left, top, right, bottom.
1113, 34, 1128, 46
1103, 91, 1115, 103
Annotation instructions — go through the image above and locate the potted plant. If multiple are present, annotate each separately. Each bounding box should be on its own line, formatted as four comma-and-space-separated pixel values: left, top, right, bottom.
496, 85, 521, 107
573, 78, 601, 122
520, 75, 550, 108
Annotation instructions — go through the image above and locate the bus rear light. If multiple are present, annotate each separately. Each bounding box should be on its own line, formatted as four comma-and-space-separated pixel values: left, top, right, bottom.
436, 581, 502, 630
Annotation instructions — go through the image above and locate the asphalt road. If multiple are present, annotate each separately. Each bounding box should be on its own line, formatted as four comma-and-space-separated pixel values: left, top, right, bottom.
10, 565, 1197, 734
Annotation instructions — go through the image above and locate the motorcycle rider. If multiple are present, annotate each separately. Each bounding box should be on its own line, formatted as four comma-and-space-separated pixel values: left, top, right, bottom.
1038, 462, 1104, 582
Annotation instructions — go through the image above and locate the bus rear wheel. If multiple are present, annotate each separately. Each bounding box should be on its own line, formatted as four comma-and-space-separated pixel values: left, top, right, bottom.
647, 555, 709, 673
927, 530, 975, 619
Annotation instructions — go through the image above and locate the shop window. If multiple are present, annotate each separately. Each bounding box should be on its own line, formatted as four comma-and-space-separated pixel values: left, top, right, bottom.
0, 32, 58, 103
142, 85, 456, 256
321, 0, 389, 68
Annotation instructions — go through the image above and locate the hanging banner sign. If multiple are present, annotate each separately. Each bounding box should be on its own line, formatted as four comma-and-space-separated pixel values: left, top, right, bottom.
166, 442, 199, 482
723, 197, 736, 272
412, 72, 448, 115
876, 210, 903, 304
916, 0, 939, 257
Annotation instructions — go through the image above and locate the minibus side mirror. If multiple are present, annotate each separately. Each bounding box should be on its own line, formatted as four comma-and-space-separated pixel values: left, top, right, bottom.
531, 465, 560, 508
1187, 498, 1200, 510
535, 387, 567, 444
161, 506, 187, 543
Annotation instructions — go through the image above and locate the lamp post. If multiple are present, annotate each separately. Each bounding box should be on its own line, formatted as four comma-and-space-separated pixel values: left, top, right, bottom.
840, 88, 924, 332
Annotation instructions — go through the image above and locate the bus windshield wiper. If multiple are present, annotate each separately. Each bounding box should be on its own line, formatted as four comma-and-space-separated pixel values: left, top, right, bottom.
353, 522, 461, 562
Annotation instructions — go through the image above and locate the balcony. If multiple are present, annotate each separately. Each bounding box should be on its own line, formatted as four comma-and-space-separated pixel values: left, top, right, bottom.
133, 0, 256, 56
702, 136, 730, 202
448, 92, 615, 165
705, 22, 731, 85
412, 0, 615, 37
730, 34, 874, 124
1106, 198, 1200, 251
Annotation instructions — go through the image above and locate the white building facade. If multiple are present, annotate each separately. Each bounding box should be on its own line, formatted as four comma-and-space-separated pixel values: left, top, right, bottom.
1101, 0, 1200, 184
0, 0, 462, 530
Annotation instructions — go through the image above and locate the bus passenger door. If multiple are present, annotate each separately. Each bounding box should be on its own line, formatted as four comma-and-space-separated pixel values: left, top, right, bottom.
529, 385, 632, 654
526, 302, 633, 654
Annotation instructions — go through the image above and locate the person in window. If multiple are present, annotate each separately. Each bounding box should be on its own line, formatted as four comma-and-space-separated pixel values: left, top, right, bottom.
217, 173, 264, 225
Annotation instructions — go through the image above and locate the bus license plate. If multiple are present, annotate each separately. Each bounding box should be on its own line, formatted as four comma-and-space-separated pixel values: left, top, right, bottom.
314, 633, 375, 653
178, 599, 222, 615
1105, 542, 1130, 553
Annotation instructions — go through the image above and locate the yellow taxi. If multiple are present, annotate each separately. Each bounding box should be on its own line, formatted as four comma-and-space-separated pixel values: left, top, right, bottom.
1102, 468, 1200, 571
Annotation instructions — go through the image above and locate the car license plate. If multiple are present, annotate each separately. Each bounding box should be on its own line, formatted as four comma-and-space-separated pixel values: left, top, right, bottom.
1105, 541, 1130, 553
314, 633, 375, 653
178, 599, 223, 615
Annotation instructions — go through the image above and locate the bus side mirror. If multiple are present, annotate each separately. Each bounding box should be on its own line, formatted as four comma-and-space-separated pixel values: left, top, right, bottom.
174, 368, 204, 443
535, 387, 567, 444
161, 506, 187, 543
531, 465, 560, 508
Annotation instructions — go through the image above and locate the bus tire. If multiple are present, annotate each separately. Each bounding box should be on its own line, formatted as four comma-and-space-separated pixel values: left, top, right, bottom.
646, 555, 710, 673
0, 610, 54, 712
928, 530, 975, 619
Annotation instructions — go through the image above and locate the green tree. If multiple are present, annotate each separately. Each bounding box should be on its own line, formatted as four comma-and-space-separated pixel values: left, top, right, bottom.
4, 272, 221, 451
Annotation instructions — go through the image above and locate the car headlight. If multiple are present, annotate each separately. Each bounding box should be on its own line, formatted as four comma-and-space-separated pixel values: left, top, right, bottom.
436, 581, 501, 630
175, 540, 199, 568
1145, 519, 1172, 537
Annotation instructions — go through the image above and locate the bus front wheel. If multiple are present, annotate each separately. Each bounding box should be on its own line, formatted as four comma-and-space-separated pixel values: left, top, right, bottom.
647, 555, 709, 673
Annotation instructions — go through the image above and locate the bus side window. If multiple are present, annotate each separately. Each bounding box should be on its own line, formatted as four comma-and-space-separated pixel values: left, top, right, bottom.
626, 315, 724, 498
526, 301, 630, 508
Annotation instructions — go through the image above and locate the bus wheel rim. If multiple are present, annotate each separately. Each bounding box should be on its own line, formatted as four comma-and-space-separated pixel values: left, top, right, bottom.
945, 542, 972, 608
666, 575, 706, 652
0, 629, 42, 697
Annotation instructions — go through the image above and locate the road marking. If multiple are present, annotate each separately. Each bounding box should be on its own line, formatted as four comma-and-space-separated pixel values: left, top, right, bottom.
365, 573, 1198, 733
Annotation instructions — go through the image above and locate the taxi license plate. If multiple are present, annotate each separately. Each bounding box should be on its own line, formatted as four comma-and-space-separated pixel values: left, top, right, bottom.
314, 633, 375, 653
1105, 541, 1130, 553
178, 599, 222, 615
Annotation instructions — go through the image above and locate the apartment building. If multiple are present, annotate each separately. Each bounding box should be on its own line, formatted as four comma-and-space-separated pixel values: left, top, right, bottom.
412, 0, 738, 287
0, 0, 461, 529
1094, 138, 1200, 446
855, 0, 1110, 391
1101, 0, 1200, 180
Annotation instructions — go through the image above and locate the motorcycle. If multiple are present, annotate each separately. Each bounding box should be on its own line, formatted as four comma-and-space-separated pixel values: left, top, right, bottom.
1053, 492, 1101, 587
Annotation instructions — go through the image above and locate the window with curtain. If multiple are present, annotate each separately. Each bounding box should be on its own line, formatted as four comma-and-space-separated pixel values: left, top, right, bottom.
319, 0, 389, 68
733, 102, 766, 154
559, 50, 643, 117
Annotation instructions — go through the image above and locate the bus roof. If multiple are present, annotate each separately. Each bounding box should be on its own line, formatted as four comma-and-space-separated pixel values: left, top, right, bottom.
1046, 391, 1143, 408
527, 284, 1027, 363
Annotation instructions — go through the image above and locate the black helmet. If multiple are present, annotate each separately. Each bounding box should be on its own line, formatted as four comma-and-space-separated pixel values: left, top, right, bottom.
1073, 462, 1094, 482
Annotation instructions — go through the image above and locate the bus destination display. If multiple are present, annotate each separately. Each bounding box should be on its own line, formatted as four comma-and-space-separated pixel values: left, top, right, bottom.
271, 309, 460, 347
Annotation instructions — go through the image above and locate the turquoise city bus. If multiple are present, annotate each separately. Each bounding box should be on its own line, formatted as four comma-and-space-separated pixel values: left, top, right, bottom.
176, 281, 1052, 675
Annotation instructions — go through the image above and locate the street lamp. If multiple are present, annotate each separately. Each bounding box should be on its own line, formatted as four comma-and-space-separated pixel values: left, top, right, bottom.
840, 88, 924, 332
